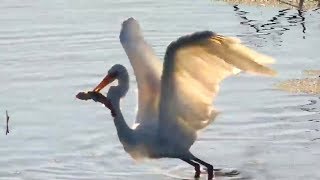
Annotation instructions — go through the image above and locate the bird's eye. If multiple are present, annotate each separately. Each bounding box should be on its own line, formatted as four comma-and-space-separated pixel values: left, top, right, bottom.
109, 72, 118, 78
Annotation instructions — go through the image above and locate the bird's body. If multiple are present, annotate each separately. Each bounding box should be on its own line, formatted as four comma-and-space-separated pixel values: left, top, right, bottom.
120, 126, 189, 160
79, 17, 277, 179
101, 65, 192, 161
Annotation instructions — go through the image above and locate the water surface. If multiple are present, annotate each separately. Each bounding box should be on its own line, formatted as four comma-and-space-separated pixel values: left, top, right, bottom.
1, 1, 320, 179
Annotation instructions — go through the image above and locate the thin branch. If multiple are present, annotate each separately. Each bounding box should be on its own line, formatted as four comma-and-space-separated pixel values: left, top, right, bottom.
6, 110, 9, 135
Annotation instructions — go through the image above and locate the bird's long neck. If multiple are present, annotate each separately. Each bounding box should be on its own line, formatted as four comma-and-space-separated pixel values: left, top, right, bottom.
112, 103, 133, 144
108, 72, 134, 144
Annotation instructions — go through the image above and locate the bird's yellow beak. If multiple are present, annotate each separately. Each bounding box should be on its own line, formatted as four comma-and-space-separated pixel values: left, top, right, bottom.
93, 74, 116, 92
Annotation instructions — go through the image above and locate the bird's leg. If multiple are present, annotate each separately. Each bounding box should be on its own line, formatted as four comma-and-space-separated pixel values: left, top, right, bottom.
181, 158, 201, 178
192, 157, 214, 180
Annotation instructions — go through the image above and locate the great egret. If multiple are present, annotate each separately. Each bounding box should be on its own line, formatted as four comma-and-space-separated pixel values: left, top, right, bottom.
77, 17, 276, 179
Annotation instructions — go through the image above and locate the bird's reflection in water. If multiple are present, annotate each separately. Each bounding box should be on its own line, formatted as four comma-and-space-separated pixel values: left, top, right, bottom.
233, 5, 308, 44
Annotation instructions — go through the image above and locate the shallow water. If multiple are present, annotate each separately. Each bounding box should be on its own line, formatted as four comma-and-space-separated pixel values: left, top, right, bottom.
0, 1, 320, 180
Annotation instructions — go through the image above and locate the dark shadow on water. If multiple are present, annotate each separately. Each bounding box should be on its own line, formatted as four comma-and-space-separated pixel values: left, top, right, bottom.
233, 5, 309, 45
299, 98, 319, 113
298, 97, 320, 141
165, 168, 252, 180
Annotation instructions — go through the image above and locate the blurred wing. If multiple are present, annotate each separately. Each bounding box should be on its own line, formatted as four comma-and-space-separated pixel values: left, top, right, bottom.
158, 31, 276, 148
120, 18, 162, 128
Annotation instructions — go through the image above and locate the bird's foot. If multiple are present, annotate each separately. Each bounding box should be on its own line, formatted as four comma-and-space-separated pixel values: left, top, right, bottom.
207, 165, 214, 180
216, 169, 240, 177
203, 167, 240, 177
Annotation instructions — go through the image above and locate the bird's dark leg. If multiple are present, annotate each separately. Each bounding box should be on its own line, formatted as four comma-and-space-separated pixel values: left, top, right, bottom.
192, 157, 214, 180
181, 158, 201, 178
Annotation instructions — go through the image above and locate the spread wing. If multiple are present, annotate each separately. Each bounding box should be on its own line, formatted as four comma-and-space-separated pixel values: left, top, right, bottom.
119, 18, 162, 128
158, 31, 276, 149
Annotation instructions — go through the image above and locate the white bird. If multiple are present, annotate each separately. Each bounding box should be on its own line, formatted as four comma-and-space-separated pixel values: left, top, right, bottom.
80, 17, 277, 180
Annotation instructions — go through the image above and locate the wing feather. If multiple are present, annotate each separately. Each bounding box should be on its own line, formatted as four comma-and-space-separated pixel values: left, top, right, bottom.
158, 31, 276, 149
120, 18, 162, 128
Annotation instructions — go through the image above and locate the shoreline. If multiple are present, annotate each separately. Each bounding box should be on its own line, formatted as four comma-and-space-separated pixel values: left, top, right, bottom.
220, 0, 320, 10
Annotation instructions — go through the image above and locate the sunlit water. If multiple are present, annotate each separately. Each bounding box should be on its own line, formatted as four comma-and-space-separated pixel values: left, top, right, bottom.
0, 0, 320, 179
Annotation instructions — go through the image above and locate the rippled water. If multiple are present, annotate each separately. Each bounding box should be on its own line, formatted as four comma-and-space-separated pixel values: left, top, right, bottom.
1, 0, 320, 179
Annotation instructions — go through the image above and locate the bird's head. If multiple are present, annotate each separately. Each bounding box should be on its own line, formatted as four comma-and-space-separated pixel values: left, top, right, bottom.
119, 17, 142, 43
93, 64, 129, 98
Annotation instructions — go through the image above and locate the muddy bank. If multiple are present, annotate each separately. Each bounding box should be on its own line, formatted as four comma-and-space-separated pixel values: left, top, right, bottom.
276, 70, 320, 95
221, 0, 320, 10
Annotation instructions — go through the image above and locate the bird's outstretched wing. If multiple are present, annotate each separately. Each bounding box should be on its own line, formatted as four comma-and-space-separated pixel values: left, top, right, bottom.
158, 31, 276, 148
120, 18, 163, 128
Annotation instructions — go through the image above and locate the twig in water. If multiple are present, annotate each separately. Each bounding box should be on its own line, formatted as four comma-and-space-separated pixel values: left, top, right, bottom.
6, 110, 9, 135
